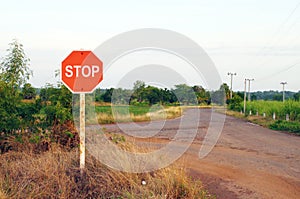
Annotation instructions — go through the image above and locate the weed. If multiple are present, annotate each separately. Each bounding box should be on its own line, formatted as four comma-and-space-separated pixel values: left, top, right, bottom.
0, 146, 212, 198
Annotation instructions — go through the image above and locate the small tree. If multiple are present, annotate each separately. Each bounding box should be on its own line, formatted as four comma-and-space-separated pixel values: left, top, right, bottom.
0, 39, 32, 134
0, 39, 32, 89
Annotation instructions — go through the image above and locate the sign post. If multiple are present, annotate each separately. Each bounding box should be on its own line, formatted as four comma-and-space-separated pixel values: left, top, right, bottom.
61, 51, 103, 173
79, 93, 85, 172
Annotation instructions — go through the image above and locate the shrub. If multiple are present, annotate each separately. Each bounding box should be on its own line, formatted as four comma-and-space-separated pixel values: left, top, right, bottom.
269, 120, 300, 134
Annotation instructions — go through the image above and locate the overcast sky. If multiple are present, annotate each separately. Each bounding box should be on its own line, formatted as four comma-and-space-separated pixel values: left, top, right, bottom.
1, 0, 300, 91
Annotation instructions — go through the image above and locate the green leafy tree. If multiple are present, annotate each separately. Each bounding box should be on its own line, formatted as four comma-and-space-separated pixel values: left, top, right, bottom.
220, 83, 230, 101
227, 94, 243, 111
211, 84, 226, 105
101, 88, 114, 102
0, 40, 32, 134
142, 86, 161, 105
38, 84, 72, 126
22, 83, 36, 99
132, 80, 146, 103
294, 91, 300, 101
160, 88, 178, 104
0, 80, 20, 133
193, 85, 210, 104
173, 84, 197, 105
0, 39, 32, 88
273, 94, 282, 101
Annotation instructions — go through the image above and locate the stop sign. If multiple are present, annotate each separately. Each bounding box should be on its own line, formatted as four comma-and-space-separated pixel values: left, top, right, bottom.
61, 51, 103, 93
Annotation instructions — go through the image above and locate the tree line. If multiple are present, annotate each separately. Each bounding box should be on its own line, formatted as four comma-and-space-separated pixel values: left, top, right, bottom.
95, 80, 229, 106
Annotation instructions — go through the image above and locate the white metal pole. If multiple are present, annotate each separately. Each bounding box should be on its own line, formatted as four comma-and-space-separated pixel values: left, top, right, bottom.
80, 93, 85, 173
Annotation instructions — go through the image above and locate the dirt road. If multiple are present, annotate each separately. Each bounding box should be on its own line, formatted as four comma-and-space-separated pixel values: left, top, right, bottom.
102, 108, 300, 199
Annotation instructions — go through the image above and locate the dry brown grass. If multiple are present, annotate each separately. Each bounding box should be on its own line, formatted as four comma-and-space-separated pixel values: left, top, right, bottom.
0, 144, 213, 198
97, 106, 182, 124
225, 110, 275, 127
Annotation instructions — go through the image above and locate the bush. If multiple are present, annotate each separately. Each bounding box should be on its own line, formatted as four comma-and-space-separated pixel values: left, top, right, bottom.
269, 120, 300, 134
228, 95, 243, 111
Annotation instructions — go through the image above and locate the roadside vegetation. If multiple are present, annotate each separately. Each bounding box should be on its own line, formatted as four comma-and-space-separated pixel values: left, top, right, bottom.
227, 93, 300, 135
0, 143, 214, 198
0, 40, 216, 198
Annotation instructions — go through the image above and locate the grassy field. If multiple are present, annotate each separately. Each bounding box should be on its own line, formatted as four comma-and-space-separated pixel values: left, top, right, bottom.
245, 100, 300, 121
95, 105, 182, 124
228, 100, 300, 134
96, 105, 154, 116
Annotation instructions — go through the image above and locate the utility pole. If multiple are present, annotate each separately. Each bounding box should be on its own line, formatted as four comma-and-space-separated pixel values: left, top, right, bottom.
227, 72, 237, 99
280, 82, 287, 102
243, 79, 247, 115
246, 78, 254, 101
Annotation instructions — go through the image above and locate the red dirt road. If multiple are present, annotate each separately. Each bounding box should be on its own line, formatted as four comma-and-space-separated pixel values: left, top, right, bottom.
102, 109, 300, 199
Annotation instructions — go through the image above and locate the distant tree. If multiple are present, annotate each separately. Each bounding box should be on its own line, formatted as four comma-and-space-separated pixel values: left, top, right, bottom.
102, 88, 114, 102
294, 92, 300, 101
273, 94, 282, 101
192, 85, 210, 104
211, 84, 226, 105
173, 84, 197, 105
236, 91, 244, 99
220, 83, 230, 100
132, 80, 146, 102
160, 88, 178, 104
111, 88, 131, 104
251, 94, 257, 101
94, 88, 102, 102
22, 83, 36, 99
143, 86, 161, 105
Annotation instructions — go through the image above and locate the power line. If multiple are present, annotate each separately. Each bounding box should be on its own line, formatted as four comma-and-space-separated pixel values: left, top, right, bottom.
245, 1, 300, 70
255, 61, 300, 82
258, 2, 300, 55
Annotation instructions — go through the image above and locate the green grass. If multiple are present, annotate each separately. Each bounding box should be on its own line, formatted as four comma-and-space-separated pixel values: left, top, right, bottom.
269, 120, 300, 134
244, 100, 300, 121
95, 105, 153, 116
227, 100, 300, 134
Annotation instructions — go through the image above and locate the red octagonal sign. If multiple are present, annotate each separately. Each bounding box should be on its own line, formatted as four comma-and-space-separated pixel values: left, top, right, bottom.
61, 51, 103, 93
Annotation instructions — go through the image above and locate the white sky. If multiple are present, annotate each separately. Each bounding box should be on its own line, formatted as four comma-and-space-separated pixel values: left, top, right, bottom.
0, 0, 300, 91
